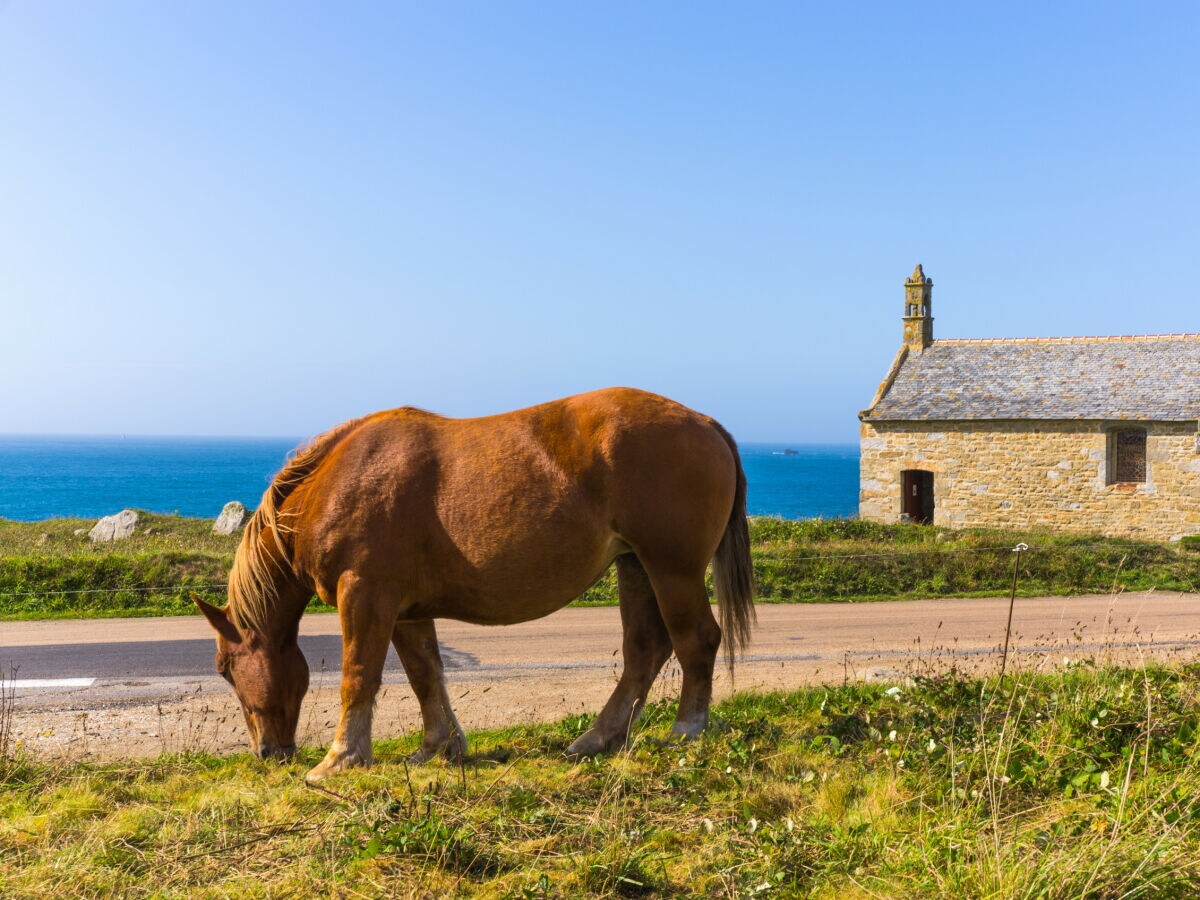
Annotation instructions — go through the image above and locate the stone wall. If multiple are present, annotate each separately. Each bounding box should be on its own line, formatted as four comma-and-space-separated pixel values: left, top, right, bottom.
859, 420, 1200, 541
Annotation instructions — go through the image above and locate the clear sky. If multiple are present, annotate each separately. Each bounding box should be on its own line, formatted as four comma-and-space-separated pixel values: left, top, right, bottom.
2, 2, 1196, 443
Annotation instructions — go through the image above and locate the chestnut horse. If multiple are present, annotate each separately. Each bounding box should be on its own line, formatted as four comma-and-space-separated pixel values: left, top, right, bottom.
195, 387, 754, 782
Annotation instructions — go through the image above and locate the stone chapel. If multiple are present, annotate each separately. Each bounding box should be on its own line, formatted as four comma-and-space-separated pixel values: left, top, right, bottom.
858, 265, 1200, 540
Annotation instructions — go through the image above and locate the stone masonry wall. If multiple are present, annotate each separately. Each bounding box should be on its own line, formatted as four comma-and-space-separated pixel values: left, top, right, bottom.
859, 420, 1200, 541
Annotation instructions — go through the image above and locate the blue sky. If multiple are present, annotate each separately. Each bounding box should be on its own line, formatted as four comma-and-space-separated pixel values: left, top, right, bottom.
2, 2, 1196, 442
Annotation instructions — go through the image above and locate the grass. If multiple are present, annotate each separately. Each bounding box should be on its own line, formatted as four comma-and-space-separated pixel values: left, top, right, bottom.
744, 517, 1200, 603
581, 516, 1200, 605
3, 663, 1200, 896
3, 514, 1200, 619
0, 513, 240, 619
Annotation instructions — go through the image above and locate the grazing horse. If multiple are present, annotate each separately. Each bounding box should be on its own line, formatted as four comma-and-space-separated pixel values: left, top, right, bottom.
195, 387, 755, 782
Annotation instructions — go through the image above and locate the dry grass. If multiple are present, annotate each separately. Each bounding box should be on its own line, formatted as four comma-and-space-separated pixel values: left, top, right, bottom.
3, 663, 1200, 897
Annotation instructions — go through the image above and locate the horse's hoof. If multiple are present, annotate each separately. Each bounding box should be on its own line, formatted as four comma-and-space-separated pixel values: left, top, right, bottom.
306, 748, 371, 782
668, 719, 708, 742
443, 731, 468, 763
406, 747, 436, 765
407, 730, 467, 766
305, 763, 336, 783
566, 730, 623, 759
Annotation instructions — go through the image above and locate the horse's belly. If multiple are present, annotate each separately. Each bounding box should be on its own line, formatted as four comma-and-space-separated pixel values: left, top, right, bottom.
422, 533, 626, 626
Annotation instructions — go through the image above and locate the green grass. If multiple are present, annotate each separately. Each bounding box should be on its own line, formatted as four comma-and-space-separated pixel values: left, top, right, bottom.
3, 664, 1200, 897
2, 514, 1199, 620
581, 517, 1200, 605
0, 513, 242, 619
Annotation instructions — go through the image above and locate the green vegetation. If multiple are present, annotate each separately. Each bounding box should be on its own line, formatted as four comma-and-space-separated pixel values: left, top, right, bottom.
3, 664, 1200, 897
581, 516, 1200, 605
2, 514, 1199, 619
0, 513, 239, 619
744, 517, 1200, 603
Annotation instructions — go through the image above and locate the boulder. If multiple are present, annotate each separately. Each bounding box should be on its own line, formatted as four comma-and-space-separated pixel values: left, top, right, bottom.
89, 509, 139, 543
213, 501, 249, 535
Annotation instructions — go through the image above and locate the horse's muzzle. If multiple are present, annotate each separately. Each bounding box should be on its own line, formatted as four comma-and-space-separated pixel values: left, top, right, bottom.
256, 743, 297, 761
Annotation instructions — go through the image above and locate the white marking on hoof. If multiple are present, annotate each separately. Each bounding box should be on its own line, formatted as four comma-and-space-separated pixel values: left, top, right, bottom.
567, 729, 623, 758
306, 739, 372, 782
669, 713, 709, 740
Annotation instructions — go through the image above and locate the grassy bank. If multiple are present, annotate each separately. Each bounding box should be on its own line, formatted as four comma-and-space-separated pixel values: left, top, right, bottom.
2, 514, 1199, 620
0, 514, 238, 619
3, 664, 1200, 896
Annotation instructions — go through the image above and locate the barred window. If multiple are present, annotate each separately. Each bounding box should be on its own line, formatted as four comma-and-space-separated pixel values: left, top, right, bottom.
1109, 429, 1147, 484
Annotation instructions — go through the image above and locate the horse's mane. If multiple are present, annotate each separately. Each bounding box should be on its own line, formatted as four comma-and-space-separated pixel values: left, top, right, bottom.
227, 417, 365, 634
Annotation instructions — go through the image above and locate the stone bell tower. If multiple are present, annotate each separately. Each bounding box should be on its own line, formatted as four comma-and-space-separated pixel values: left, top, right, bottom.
902, 263, 933, 351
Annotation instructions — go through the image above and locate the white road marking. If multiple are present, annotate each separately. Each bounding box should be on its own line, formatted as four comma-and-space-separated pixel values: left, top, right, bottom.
8, 677, 96, 689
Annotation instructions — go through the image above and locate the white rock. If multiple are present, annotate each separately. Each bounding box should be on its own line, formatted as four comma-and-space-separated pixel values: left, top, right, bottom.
213, 501, 249, 535
89, 509, 139, 542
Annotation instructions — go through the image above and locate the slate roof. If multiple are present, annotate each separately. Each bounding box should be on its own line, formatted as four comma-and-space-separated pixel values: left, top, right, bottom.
863, 335, 1200, 422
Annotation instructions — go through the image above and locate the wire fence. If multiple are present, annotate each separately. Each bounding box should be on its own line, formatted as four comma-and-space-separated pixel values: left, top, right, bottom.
0, 583, 228, 600
751, 539, 1186, 563
752, 544, 1020, 563
0, 538, 1193, 602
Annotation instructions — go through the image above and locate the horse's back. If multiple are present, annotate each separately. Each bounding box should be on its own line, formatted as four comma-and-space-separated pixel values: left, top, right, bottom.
295, 388, 739, 620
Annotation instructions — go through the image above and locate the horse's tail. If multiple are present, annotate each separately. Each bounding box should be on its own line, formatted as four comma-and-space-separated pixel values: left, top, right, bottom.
712, 423, 756, 673
227, 416, 364, 633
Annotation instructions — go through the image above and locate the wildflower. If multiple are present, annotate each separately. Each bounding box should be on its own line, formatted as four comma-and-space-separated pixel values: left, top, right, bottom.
1099, 771, 1110, 790
702, 818, 714, 833
888, 730, 897, 741
928, 738, 937, 752
885, 686, 902, 697
748, 818, 758, 834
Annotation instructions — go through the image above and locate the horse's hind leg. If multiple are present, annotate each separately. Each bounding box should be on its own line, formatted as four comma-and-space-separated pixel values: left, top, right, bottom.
307, 571, 395, 783
641, 565, 721, 740
392, 619, 467, 764
567, 554, 673, 757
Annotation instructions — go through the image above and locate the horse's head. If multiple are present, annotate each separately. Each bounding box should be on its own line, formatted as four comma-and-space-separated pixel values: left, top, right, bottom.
195, 597, 309, 760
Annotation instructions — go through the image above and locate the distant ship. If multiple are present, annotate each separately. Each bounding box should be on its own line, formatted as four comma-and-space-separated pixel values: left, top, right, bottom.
772, 448, 801, 456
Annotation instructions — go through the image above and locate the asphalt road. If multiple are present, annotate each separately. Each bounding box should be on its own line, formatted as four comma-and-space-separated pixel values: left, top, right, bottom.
2, 634, 414, 680
4, 591, 1199, 760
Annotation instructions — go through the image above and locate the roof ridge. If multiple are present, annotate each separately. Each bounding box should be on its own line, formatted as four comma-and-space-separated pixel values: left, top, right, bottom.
936, 334, 1200, 345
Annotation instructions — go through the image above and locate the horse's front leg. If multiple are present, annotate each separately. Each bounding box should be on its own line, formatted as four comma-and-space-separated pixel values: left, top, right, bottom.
392, 619, 467, 764
307, 572, 395, 783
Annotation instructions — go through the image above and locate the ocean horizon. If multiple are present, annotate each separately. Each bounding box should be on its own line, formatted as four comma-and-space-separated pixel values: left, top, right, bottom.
0, 435, 860, 523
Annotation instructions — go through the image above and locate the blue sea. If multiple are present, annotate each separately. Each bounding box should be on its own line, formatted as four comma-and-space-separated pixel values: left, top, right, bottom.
0, 436, 859, 522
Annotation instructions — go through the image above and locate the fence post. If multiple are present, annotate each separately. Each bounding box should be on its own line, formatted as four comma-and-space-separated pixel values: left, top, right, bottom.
998, 543, 1028, 680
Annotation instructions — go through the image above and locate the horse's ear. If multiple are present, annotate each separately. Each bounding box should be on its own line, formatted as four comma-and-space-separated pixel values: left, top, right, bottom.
193, 593, 242, 644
